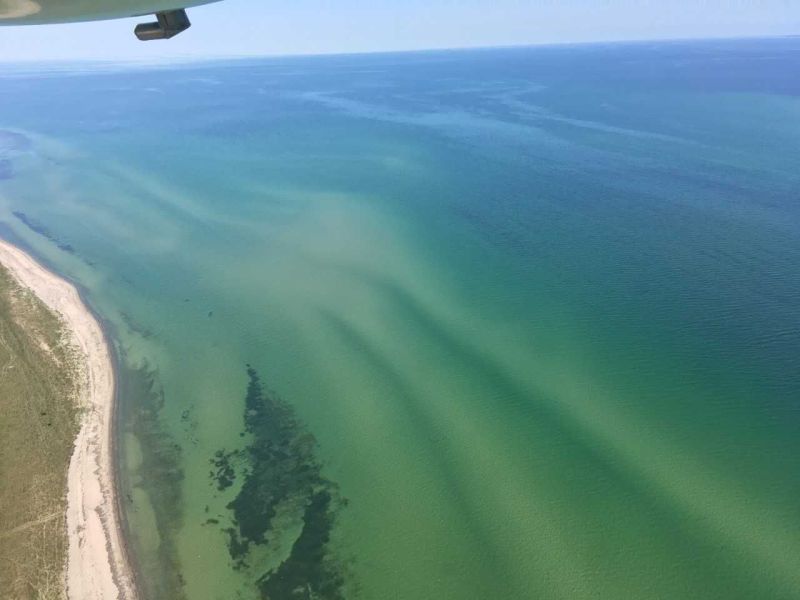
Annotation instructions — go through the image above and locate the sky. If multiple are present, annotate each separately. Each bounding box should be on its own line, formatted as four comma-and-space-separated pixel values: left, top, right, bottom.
0, 0, 799, 62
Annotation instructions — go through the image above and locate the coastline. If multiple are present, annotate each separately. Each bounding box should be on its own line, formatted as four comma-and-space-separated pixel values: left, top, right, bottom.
0, 238, 137, 600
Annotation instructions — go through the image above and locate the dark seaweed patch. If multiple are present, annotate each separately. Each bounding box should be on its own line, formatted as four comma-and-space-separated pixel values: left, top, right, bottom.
0, 130, 31, 152
12, 211, 75, 254
210, 449, 239, 491
180, 405, 200, 447
259, 490, 346, 600
225, 526, 251, 570
212, 366, 349, 599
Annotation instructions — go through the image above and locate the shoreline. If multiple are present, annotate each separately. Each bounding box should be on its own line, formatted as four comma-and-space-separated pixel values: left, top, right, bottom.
0, 238, 137, 600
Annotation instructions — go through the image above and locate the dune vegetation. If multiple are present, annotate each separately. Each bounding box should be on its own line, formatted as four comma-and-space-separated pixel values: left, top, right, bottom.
0, 263, 80, 600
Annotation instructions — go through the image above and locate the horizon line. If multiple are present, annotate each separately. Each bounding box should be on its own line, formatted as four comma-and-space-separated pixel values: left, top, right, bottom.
0, 31, 796, 67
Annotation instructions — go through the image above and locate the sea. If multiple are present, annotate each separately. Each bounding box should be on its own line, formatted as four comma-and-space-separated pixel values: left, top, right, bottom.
1, 38, 799, 600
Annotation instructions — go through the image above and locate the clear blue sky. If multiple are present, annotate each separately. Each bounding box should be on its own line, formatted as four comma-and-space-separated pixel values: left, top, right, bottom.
1, 0, 799, 62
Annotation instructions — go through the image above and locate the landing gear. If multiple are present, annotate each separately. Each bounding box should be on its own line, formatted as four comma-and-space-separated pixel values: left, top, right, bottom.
134, 9, 191, 41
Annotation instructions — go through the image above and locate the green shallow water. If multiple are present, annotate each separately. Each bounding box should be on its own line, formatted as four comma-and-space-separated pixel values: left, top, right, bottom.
1, 39, 800, 599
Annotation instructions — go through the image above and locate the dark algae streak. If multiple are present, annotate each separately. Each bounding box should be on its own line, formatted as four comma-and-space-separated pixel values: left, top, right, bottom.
117, 364, 187, 600
12, 211, 76, 254
211, 366, 349, 599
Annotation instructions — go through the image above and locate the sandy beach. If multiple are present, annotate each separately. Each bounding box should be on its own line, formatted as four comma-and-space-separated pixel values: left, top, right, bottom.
0, 238, 136, 600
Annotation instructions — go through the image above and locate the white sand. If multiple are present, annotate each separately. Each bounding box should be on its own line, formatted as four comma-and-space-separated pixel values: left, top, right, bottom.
0, 239, 137, 600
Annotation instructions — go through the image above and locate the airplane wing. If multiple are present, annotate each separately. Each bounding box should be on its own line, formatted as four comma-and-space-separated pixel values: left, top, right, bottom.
0, 0, 219, 39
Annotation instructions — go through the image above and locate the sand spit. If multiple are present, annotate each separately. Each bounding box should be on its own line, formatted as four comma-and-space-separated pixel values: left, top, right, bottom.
0, 238, 136, 600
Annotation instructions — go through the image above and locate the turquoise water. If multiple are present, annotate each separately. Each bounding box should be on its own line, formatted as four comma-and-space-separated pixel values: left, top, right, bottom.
1, 39, 800, 599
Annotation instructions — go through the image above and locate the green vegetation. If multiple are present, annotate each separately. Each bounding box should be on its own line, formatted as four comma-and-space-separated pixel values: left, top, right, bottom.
212, 367, 347, 600
0, 264, 80, 600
